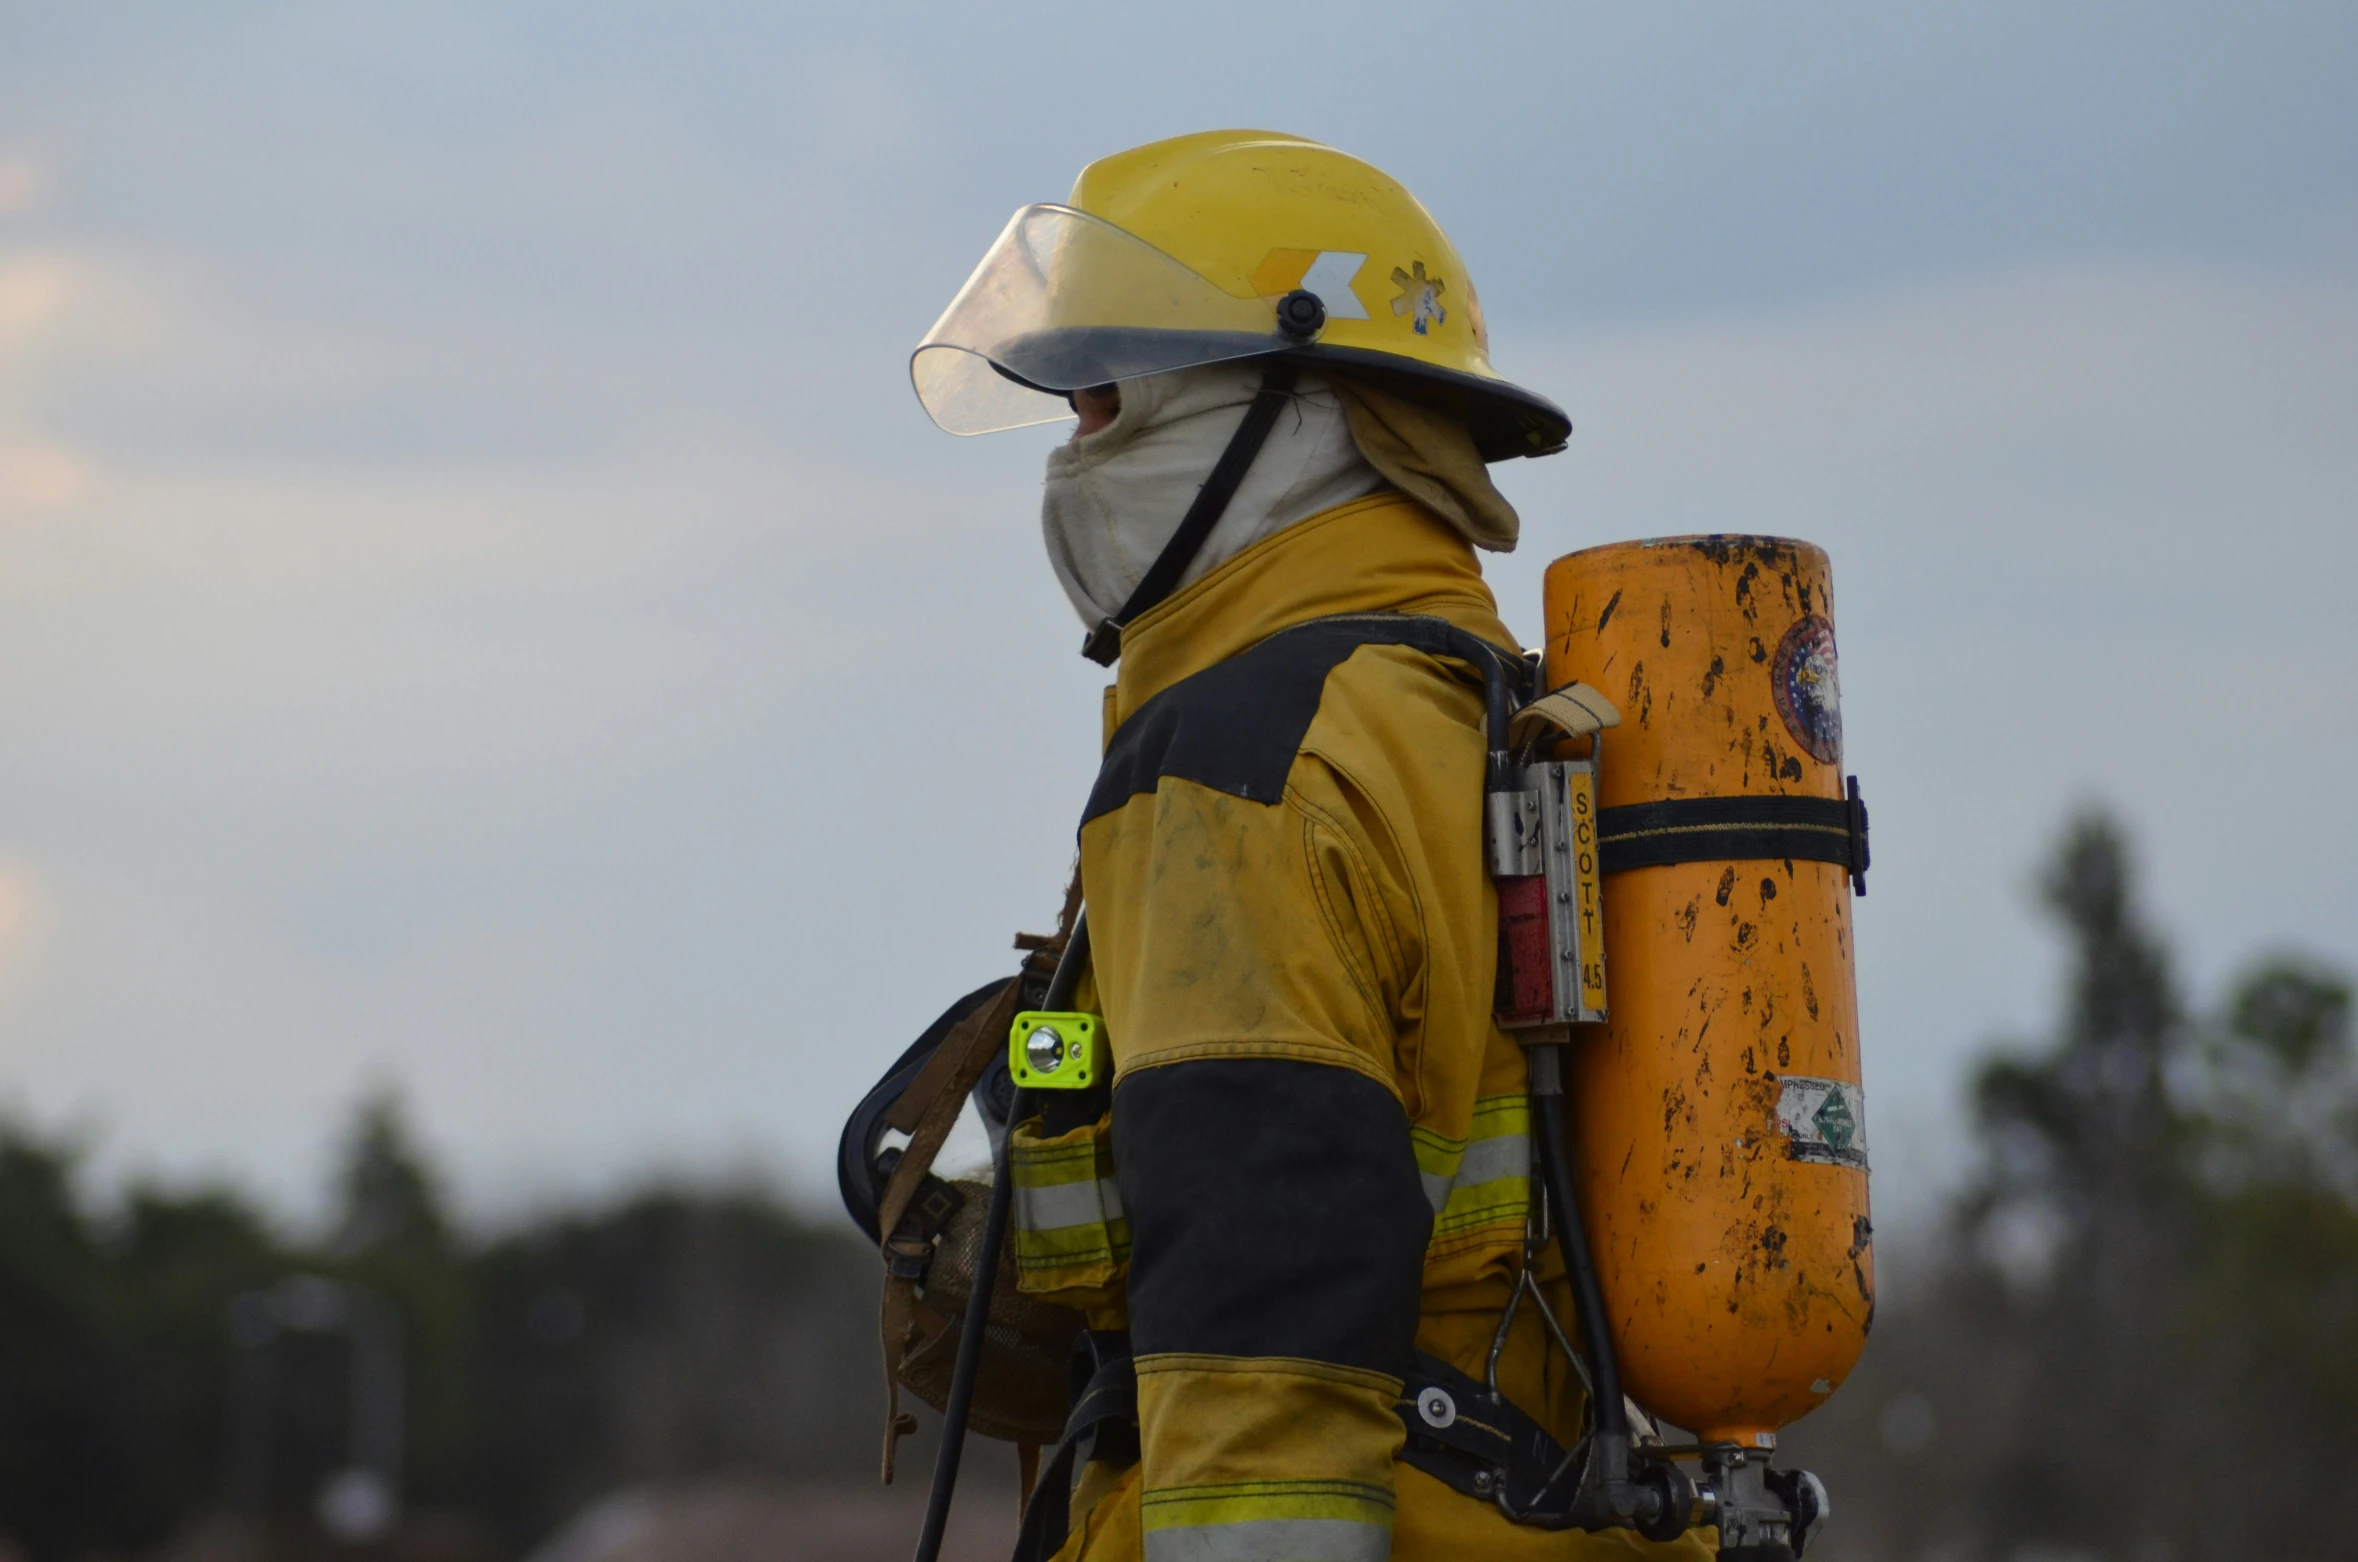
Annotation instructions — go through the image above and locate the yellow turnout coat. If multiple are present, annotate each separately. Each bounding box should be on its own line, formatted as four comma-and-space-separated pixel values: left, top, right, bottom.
1011, 492, 1710, 1562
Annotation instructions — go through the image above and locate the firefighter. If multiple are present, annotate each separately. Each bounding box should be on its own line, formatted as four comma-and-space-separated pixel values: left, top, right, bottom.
913, 130, 1710, 1562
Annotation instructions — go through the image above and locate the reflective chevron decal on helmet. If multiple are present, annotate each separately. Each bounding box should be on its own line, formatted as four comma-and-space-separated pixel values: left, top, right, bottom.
1247, 248, 1372, 320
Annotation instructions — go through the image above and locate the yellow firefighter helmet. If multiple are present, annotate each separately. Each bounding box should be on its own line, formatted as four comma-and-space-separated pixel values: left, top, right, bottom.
911, 129, 1570, 462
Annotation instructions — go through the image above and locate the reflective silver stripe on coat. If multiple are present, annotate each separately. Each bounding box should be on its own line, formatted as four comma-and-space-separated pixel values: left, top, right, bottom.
1420, 1128, 1530, 1213
1143, 1519, 1389, 1562
1014, 1176, 1125, 1233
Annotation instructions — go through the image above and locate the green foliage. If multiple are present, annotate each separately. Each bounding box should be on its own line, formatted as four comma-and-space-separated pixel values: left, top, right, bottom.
321, 1089, 478, 1506
1792, 808, 2358, 1562
459, 1188, 878, 1544
0, 1097, 879, 1561
0, 1127, 288, 1558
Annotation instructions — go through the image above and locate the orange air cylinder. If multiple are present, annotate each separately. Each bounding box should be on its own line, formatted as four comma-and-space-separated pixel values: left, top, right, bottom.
1541, 536, 1872, 1447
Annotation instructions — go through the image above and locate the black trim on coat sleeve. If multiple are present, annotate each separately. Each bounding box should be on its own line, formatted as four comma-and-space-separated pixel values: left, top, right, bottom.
1112, 1057, 1431, 1374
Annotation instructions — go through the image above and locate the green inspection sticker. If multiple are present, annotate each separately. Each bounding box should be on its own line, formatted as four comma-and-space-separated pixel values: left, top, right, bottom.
1775, 1076, 1869, 1170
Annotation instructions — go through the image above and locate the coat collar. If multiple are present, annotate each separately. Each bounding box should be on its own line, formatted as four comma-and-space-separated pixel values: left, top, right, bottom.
1108, 492, 1521, 732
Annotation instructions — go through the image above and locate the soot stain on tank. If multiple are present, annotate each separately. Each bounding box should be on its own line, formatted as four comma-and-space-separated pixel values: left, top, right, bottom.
1790, 1272, 1860, 1334
1626, 660, 1653, 727
1716, 867, 1736, 907
1801, 963, 1820, 1021
1749, 635, 1767, 664
1700, 654, 1724, 698
1659, 597, 1672, 648
1677, 899, 1700, 941
1733, 559, 1761, 620
1850, 1218, 1876, 1308
1596, 587, 1621, 634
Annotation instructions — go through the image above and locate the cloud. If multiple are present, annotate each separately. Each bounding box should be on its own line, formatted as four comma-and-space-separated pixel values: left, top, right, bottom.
0, 862, 39, 967
0, 253, 71, 337
0, 157, 42, 215
806, 52, 927, 166
0, 441, 90, 509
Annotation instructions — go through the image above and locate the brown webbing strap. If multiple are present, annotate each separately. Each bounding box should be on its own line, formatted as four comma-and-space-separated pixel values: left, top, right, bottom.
873, 873, 1082, 1487
874, 977, 1022, 1245
885, 987, 1004, 1136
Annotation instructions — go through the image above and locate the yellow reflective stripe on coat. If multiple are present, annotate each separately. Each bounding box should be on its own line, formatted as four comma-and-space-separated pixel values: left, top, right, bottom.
1141, 1480, 1393, 1562
1010, 1118, 1128, 1287
1133, 1354, 1402, 1562
1410, 1094, 1530, 1243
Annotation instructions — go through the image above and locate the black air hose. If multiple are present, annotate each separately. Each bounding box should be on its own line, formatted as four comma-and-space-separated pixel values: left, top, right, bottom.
1525, 1043, 1628, 1442
912, 917, 1090, 1562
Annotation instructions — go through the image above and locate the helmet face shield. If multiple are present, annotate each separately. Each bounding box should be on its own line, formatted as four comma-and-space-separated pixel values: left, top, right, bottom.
912, 204, 1288, 435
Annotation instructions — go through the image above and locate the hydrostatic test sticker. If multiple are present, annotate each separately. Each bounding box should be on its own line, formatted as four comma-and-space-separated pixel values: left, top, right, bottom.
1775, 1076, 1868, 1170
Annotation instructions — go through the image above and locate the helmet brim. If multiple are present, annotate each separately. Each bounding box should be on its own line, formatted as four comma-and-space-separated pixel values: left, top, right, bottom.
1285, 344, 1570, 462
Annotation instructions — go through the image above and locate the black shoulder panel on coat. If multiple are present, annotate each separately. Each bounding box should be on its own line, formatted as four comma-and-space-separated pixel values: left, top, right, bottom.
1112, 1057, 1431, 1374
1082, 613, 1518, 828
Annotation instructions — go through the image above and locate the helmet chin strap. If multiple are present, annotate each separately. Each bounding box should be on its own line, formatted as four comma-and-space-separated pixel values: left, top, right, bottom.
1080, 360, 1300, 667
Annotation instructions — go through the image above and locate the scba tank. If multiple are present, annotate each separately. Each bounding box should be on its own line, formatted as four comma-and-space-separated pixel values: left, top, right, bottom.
1543, 536, 1873, 1446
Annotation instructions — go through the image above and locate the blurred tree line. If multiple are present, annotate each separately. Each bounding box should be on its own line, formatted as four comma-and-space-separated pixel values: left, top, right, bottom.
1792, 810, 2358, 1562
0, 1097, 882, 1561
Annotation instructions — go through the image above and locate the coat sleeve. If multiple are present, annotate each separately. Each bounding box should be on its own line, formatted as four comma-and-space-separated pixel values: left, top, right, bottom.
1086, 750, 1437, 1562
1113, 1058, 1428, 1562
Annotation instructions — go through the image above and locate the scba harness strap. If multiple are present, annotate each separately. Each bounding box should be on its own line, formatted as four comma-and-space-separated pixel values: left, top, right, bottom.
1012, 1331, 1140, 1562
1011, 1337, 1589, 1561
1084, 609, 1533, 826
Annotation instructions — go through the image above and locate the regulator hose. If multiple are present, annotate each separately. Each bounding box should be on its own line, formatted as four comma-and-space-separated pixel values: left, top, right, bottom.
912, 917, 1091, 1562
1524, 1041, 1631, 1441
1532, 1044, 1697, 1541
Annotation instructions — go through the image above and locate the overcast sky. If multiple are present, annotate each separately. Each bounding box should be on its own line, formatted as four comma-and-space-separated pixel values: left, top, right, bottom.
1, 2, 2352, 1235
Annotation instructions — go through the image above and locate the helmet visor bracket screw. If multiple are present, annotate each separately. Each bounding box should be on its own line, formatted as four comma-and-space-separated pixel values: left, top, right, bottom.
1275, 288, 1326, 343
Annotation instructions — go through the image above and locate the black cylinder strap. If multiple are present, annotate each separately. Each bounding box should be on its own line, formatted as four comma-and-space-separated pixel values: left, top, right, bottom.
1597, 778, 1869, 895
